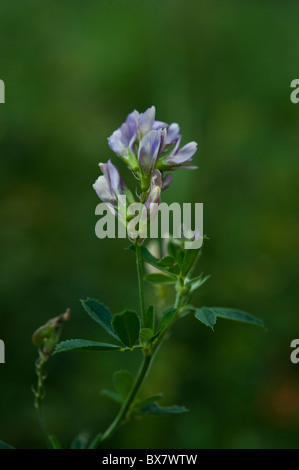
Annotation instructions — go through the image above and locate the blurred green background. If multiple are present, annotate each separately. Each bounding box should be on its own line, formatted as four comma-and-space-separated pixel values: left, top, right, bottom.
1, 0, 299, 449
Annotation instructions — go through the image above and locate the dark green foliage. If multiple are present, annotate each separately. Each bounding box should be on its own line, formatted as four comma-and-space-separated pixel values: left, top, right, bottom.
81, 298, 119, 340
54, 339, 122, 354
195, 307, 217, 330
112, 310, 140, 348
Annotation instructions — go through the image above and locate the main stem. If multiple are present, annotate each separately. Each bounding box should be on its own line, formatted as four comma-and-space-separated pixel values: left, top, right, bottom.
91, 353, 152, 448
135, 241, 146, 327
91, 252, 187, 449
91, 241, 149, 449
92, 290, 186, 448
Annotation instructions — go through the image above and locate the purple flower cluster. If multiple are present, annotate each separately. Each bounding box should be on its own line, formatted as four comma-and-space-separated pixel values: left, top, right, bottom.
108, 106, 197, 181
93, 106, 198, 223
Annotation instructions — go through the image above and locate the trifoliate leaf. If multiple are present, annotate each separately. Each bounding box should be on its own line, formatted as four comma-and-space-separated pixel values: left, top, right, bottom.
112, 310, 140, 348
81, 298, 119, 340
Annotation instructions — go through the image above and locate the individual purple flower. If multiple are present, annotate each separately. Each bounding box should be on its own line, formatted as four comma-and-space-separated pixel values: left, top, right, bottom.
138, 106, 168, 135
93, 159, 127, 208
156, 119, 197, 170
138, 106, 156, 135
138, 129, 165, 175
144, 170, 163, 219
158, 141, 198, 170
108, 111, 139, 166
164, 123, 181, 146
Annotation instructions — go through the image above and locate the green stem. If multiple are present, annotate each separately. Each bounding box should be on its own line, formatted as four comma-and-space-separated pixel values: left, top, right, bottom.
90, 264, 188, 448
135, 240, 146, 327
34, 357, 51, 448
152, 283, 185, 353
91, 352, 152, 448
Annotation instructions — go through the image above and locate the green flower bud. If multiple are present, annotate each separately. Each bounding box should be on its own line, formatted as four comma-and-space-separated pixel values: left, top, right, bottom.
32, 309, 70, 361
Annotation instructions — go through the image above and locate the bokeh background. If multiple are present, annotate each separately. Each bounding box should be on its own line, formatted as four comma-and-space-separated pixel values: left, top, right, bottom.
1, 0, 299, 449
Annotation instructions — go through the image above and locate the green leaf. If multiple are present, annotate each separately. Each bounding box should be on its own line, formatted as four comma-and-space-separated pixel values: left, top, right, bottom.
133, 393, 163, 410
156, 308, 177, 334
158, 254, 180, 274
186, 274, 211, 292
80, 298, 119, 340
144, 273, 177, 285
101, 389, 123, 404
176, 250, 185, 269
212, 307, 264, 328
167, 265, 181, 275
141, 403, 188, 415
70, 434, 88, 449
157, 256, 175, 267
128, 245, 172, 275
194, 307, 264, 330
139, 328, 154, 342
54, 339, 122, 354
49, 435, 62, 449
194, 307, 217, 330
181, 248, 200, 276
167, 239, 182, 259
112, 310, 140, 348
113, 370, 134, 400
0, 440, 15, 449
144, 305, 155, 331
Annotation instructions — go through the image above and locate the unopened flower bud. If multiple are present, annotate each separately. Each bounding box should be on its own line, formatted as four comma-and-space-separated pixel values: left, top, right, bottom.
32, 309, 70, 361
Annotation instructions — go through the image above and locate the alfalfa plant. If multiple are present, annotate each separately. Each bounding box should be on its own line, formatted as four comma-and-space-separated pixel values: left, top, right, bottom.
0, 107, 263, 449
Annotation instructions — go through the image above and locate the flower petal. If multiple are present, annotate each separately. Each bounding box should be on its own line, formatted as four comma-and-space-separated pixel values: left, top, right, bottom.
123, 110, 139, 151
161, 173, 173, 190
108, 129, 127, 157
152, 120, 168, 130
93, 175, 115, 204
145, 170, 163, 218
138, 130, 162, 174
100, 159, 125, 197
108, 110, 139, 158
166, 142, 197, 165
139, 106, 156, 135
165, 123, 180, 146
